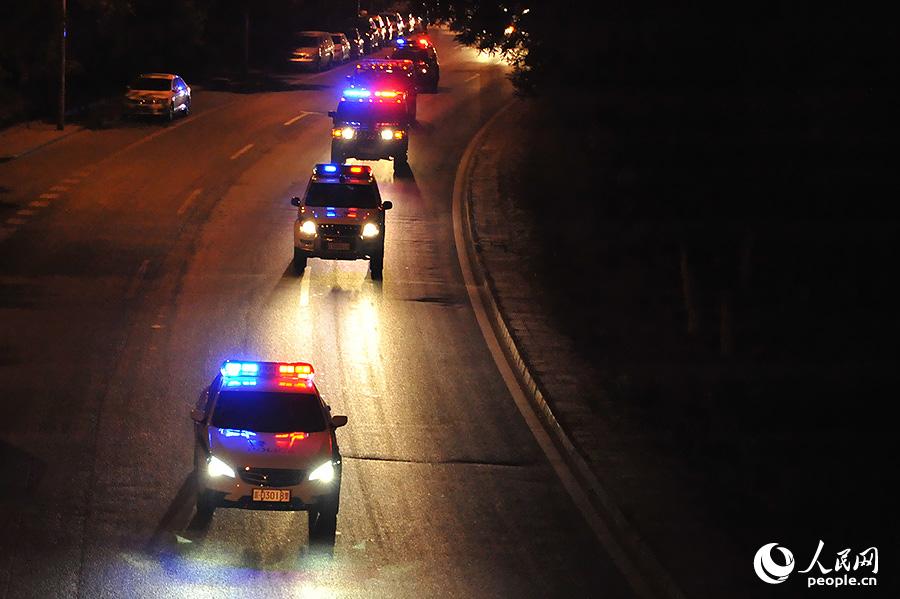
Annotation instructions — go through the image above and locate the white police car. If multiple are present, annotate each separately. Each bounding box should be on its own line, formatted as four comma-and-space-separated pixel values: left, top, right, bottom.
291, 163, 393, 279
191, 360, 347, 539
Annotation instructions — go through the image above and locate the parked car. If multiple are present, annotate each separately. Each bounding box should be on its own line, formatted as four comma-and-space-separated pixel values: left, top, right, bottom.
344, 28, 366, 58
289, 31, 335, 71
380, 13, 402, 39
330, 33, 351, 63
122, 73, 191, 122
374, 14, 394, 41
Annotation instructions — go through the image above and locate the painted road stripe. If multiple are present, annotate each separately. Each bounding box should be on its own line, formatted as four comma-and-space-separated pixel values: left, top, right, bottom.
29, 200, 51, 208
6, 218, 26, 226
16, 209, 36, 216
39, 193, 60, 199
284, 112, 311, 126
300, 268, 312, 306
177, 188, 202, 215
50, 185, 68, 192
62, 178, 80, 184
125, 259, 151, 299
230, 143, 254, 160
463, 74, 480, 83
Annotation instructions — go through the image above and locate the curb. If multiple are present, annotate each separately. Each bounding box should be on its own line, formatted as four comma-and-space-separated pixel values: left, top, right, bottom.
0, 126, 84, 163
452, 99, 687, 599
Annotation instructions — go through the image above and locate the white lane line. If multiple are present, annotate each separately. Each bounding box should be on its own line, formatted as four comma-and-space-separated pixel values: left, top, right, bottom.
29, 200, 50, 208
62, 178, 80, 184
283, 112, 311, 126
16, 209, 36, 216
39, 193, 60, 199
177, 188, 202, 215
50, 185, 68, 192
229, 143, 254, 160
125, 259, 150, 299
299, 268, 312, 306
5, 218, 26, 226
452, 103, 680, 599
463, 74, 480, 83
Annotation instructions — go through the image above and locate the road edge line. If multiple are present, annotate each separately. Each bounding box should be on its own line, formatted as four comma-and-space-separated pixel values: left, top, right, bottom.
451, 99, 686, 599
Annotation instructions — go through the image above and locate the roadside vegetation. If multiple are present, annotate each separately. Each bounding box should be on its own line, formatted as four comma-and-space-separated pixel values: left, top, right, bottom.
437, 0, 897, 545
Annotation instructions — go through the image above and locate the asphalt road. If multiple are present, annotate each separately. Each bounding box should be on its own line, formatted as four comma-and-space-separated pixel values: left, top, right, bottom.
0, 31, 632, 598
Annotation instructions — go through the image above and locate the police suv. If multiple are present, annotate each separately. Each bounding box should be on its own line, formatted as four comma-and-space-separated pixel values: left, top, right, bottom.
290, 163, 393, 279
192, 360, 347, 539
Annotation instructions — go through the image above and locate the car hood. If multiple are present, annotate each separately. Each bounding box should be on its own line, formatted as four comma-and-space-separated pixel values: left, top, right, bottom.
304, 207, 379, 221
208, 427, 332, 470
126, 90, 171, 100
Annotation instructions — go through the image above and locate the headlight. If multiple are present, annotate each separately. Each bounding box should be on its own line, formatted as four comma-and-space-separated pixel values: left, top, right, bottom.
300, 220, 317, 236
208, 455, 235, 478
341, 127, 355, 140
308, 461, 334, 482
380, 128, 394, 141
361, 223, 380, 238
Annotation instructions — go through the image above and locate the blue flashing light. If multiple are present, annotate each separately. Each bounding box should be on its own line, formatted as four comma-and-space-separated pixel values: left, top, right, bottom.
397, 37, 406, 46
219, 428, 257, 438
322, 164, 338, 173
221, 361, 260, 377
343, 88, 371, 98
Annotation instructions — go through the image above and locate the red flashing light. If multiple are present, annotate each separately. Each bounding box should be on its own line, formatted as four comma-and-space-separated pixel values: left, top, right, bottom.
277, 362, 314, 377
418, 38, 429, 46
350, 166, 364, 173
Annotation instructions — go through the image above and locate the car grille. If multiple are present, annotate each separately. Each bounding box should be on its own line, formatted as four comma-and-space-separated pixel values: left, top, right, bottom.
239, 468, 305, 487
319, 223, 360, 238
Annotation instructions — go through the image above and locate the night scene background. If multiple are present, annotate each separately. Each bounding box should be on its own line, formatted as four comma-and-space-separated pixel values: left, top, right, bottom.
0, 1, 895, 598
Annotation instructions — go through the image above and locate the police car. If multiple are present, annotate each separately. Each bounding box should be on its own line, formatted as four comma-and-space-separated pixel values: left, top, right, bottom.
290, 163, 393, 279
191, 360, 347, 539
392, 35, 440, 93
346, 58, 417, 120
329, 86, 411, 168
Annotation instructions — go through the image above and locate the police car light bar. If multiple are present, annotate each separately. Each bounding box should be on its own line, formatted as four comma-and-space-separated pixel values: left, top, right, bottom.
396, 37, 406, 46
374, 90, 400, 98
220, 360, 315, 379
343, 88, 371, 98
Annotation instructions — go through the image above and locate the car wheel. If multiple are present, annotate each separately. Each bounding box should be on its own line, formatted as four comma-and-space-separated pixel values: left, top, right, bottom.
309, 497, 338, 544
184, 98, 191, 116
196, 488, 216, 517
293, 249, 307, 275
370, 250, 384, 280
166, 104, 175, 122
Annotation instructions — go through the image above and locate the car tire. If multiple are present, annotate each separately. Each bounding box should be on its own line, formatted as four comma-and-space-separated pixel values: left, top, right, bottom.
184, 99, 191, 116
166, 104, 175, 123
196, 488, 216, 517
293, 249, 307, 275
370, 250, 384, 280
309, 497, 338, 544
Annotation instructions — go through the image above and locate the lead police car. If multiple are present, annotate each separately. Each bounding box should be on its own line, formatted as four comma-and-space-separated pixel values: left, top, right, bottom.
191, 360, 347, 539
291, 163, 393, 279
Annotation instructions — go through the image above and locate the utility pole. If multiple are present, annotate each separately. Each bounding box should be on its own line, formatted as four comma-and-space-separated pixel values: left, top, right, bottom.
57, 0, 66, 130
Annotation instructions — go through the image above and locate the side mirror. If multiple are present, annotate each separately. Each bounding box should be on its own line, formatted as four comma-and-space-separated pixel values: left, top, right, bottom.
331, 415, 348, 428
190, 407, 205, 423
327, 111, 336, 118
290, 196, 301, 207
382, 200, 393, 210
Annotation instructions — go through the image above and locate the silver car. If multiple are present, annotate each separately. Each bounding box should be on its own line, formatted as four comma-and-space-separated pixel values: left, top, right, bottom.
290, 31, 336, 71
330, 33, 351, 63
123, 73, 191, 122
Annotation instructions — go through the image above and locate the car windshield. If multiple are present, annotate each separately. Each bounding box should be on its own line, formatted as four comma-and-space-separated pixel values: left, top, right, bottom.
332, 35, 343, 43
306, 182, 379, 208
129, 77, 170, 91
295, 35, 319, 47
335, 101, 407, 123
211, 391, 326, 433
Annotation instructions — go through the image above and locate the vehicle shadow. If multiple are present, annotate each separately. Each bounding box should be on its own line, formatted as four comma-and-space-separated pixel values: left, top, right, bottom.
0, 440, 45, 503
201, 72, 333, 94
145, 471, 211, 556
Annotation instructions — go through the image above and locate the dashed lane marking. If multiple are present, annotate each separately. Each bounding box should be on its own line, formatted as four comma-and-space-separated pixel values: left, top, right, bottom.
177, 188, 202, 215
16, 209, 36, 216
283, 112, 311, 126
5, 218, 27, 226
300, 268, 312, 306
29, 200, 51, 208
229, 143, 254, 160
39, 193, 60, 199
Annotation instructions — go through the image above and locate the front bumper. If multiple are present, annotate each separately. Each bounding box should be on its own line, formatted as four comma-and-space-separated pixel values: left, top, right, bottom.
333, 138, 408, 161
294, 232, 383, 260
123, 101, 169, 115
201, 471, 340, 511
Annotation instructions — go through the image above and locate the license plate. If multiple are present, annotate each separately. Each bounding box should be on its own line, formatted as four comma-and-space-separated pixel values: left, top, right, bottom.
252, 488, 290, 502
328, 241, 351, 251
